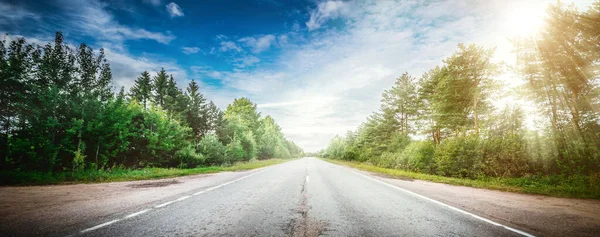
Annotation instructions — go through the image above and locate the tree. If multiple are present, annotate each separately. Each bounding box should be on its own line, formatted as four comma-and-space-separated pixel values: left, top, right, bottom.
381, 72, 419, 134
152, 68, 168, 108
130, 71, 152, 109
223, 97, 261, 135
164, 74, 186, 120
257, 116, 290, 159
185, 80, 208, 142
515, 2, 600, 174
442, 43, 498, 136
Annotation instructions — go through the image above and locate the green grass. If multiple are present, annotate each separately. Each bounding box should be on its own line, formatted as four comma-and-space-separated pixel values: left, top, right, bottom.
0, 159, 291, 186
322, 158, 600, 199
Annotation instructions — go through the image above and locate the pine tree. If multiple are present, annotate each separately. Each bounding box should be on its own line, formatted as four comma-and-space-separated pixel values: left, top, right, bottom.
185, 79, 208, 142
130, 71, 152, 109
152, 68, 168, 108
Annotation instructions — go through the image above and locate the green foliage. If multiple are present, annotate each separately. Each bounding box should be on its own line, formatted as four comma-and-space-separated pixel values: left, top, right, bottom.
197, 134, 228, 165
320, 2, 600, 196
0, 32, 303, 179
324, 158, 600, 199
373, 152, 401, 169
1, 159, 291, 186
175, 145, 204, 168
400, 141, 435, 173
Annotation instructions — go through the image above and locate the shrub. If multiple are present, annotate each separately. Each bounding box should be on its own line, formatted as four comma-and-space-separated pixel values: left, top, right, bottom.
373, 152, 401, 168
401, 141, 435, 173
435, 135, 483, 178
175, 145, 204, 168
197, 134, 228, 165
482, 134, 531, 177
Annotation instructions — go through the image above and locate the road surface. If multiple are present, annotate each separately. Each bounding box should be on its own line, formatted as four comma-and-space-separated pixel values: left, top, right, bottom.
19, 157, 530, 237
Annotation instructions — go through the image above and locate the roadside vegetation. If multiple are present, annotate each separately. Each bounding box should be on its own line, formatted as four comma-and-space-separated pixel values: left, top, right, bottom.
319, 2, 600, 199
0, 32, 303, 185
324, 159, 600, 199
1, 159, 290, 186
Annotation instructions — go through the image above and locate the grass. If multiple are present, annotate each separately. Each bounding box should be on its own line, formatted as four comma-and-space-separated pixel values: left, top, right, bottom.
322, 158, 600, 199
0, 159, 291, 186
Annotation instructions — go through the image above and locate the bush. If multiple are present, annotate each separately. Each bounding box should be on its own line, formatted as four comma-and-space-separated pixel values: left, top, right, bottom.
226, 136, 246, 163
483, 134, 531, 177
373, 152, 401, 168
401, 141, 435, 173
435, 135, 483, 178
175, 145, 204, 168
197, 134, 228, 165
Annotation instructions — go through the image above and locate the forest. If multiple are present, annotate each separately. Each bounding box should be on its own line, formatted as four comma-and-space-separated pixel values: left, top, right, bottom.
0, 32, 303, 177
320, 2, 600, 185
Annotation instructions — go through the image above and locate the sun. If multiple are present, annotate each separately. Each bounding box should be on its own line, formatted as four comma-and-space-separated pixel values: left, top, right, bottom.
502, 1, 547, 37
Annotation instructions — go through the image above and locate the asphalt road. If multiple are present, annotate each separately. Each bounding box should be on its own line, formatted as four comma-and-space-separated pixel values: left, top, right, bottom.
55, 157, 532, 237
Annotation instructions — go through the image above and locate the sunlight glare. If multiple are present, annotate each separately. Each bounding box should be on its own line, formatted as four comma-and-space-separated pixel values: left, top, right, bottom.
502, 1, 546, 37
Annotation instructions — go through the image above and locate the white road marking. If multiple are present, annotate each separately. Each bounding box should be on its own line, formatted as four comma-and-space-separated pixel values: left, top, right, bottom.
176, 195, 191, 201
344, 167, 535, 237
155, 200, 176, 208
80, 219, 120, 233
193, 168, 267, 196
76, 168, 269, 234
306, 176, 310, 183
124, 209, 151, 219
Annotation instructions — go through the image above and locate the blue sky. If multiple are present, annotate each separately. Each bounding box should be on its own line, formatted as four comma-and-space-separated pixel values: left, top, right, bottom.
0, 0, 592, 151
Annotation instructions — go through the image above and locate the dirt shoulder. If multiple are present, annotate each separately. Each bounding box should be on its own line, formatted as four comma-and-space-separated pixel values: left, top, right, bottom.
364, 170, 600, 237
0, 170, 258, 236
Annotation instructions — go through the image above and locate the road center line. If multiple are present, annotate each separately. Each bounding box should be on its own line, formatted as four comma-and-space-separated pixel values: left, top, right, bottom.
306, 175, 309, 183
77, 168, 269, 235
342, 167, 535, 237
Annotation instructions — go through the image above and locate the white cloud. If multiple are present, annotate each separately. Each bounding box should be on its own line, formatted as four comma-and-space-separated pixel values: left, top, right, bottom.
103, 48, 189, 91
144, 0, 162, 6
200, 0, 567, 152
305, 0, 349, 31
217, 41, 242, 53
0, 2, 40, 24
181, 46, 201, 54
238, 34, 276, 53
233, 55, 261, 68
58, 0, 174, 44
166, 2, 184, 17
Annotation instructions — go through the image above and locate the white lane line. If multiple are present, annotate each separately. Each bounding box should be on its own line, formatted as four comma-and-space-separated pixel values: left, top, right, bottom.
77, 168, 269, 234
193, 168, 268, 196
80, 219, 121, 233
306, 176, 310, 183
124, 209, 151, 219
344, 168, 535, 237
176, 195, 191, 201
155, 200, 177, 208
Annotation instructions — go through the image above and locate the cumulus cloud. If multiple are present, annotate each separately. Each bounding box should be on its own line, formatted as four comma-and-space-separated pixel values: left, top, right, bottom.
166, 2, 184, 17
305, 0, 349, 31
238, 34, 276, 53
181, 46, 201, 54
